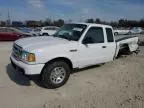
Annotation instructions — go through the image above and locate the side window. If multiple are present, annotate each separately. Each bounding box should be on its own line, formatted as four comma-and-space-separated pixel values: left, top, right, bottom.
44, 27, 49, 30
6, 28, 15, 33
0, 28, 7, 32
51, 27, 56, 30
0, 28, 4, 32
106, 28, 114, 42
44, 27, 55, 30
55, 27, 59, 30
84, 27, 104, 44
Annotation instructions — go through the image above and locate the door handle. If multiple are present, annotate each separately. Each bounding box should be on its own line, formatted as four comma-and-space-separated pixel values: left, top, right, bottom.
102, 46, 107, 48
70, 49, 77, 52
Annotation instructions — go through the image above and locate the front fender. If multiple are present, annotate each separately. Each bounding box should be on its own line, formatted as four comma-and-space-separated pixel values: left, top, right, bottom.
35, 50, 78, 68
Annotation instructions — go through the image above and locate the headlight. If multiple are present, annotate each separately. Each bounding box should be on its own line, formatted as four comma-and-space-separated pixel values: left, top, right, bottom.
21, 51, 36, 62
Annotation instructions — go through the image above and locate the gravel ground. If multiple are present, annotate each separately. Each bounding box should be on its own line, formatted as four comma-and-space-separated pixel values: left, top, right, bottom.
0, 35, 144, 108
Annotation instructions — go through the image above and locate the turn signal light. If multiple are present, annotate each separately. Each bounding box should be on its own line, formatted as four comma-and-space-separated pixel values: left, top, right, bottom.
28, 53, 36, 62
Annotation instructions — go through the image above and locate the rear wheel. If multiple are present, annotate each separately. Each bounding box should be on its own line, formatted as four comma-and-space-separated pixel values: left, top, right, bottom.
128, 32, 132, 35
41, 61, 71, 89
114, 32, 118, 36
42, 33, 49, 36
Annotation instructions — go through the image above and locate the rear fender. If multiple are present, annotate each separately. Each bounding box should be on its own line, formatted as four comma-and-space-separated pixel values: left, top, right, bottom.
128, 44, 138, 52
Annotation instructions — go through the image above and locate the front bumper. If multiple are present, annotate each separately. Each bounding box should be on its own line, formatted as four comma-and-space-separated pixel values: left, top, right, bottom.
10, 55, 44, 75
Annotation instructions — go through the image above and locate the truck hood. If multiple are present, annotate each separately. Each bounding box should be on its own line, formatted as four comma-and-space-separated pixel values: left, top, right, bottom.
15, 36, 70, 51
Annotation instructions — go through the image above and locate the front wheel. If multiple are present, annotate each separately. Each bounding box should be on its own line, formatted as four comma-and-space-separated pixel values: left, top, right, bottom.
41, 61, 71, 89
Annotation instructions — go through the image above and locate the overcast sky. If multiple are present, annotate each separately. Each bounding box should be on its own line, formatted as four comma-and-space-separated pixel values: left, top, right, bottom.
0, 0, 143, 21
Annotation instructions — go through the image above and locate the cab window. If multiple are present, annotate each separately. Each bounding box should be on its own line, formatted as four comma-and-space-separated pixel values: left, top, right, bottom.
106, 28, 114, 42
83, 27, 104, 44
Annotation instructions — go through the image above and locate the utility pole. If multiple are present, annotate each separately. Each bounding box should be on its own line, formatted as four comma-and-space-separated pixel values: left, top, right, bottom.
7, 10, 11, 26
0, 14, 1, 26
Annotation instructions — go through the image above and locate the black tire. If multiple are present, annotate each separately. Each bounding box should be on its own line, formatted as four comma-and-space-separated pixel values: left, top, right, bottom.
41, 61, 71, 89
127, 32, 131, 35
42, 33, 49, 36
114, 32, 118, 36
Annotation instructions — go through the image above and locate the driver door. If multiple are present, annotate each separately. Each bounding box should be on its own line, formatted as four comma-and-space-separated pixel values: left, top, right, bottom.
78, 27, 108, 68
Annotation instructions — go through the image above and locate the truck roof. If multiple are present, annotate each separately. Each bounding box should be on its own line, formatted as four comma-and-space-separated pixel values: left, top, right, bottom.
68, 22, 112, 28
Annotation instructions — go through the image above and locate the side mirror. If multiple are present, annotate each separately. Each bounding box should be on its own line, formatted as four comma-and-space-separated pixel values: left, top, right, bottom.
82, 37, 94, 44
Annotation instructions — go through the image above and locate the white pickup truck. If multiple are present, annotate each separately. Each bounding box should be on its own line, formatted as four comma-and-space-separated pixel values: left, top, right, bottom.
10, 23, 139, 89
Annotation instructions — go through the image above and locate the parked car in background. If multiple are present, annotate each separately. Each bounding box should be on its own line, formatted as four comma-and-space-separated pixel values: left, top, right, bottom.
40, 26, 59, 36
30, 28, 41, 36
129, 27, 143, 34
18, 27, 33, 36
0, 27, 32, 41
114, 28, 130, 35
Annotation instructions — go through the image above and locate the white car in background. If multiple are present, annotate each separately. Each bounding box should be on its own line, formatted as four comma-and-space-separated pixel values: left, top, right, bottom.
129, 27, 143, 34
40, 26, 59, 36
30, 28, 41, 36
114, 28, 130, 35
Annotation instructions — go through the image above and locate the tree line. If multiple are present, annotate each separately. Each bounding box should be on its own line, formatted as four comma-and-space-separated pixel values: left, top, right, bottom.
0, 18, 144, 28
86, 18, 144, 28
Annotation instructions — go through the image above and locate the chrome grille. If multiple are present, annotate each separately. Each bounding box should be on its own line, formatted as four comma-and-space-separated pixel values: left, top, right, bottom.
12, 44, 22, 60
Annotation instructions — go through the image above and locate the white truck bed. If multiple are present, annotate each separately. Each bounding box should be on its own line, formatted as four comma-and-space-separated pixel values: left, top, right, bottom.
114, 35, 139, 57
114, 35, 137, 42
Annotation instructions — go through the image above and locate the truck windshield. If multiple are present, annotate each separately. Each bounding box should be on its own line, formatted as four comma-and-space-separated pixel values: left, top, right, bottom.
53, 24, 87, 41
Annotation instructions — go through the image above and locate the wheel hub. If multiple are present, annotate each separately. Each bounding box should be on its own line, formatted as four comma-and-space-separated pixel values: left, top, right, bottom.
50, 67, 66, 84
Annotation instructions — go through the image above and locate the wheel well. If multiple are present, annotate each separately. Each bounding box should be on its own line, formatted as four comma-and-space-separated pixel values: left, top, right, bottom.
118, 44, 131, 56
121, 44, 130, 50
41, 57, 73, 74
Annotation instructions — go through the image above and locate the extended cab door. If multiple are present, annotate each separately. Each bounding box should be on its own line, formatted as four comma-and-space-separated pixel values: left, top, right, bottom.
78, 26, 115, 68
104, 28, 116, 61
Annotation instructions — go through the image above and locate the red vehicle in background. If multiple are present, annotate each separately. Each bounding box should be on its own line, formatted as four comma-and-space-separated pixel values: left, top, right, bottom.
0, 27, 32, 41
